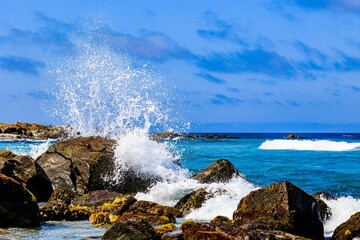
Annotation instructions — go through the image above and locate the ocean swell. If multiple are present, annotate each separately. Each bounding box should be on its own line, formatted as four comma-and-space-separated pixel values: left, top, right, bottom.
259, 139, 360, 151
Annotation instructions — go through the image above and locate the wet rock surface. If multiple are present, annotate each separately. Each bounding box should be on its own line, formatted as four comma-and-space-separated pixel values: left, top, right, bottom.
0, 155, 53, 202
233, 181, 324, 240
0, 173, 41, 228
174, 188, 208, 215
191, 159, 241, 184
102, 218, 161, 240
332, 211, 360, 240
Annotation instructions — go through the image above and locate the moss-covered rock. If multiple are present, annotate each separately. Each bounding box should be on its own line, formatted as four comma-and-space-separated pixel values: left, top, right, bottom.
0, 173, 41, 227
332, 212, 360, 240
233, 181, 324, 240
210, 216, 232, 227
118, 200, 182, 225
71, 189, 120, 207
154, 223, 177, 236
174, 188, 208, 215
191, 159, 241, 183
0, 150, 16, 162
102, 219, 160, 240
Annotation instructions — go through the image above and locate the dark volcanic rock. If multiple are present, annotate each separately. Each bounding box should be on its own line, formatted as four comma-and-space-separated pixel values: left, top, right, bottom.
0, 155, 53, 202
332, 212, 360, 240
233, 181, 324, 240
102, 219, 160, 240
174, 188, 208, 215
71, 189, 120, 206
0, 173, 41, 227
36, 136, 155, 195
191, 159, 241, 183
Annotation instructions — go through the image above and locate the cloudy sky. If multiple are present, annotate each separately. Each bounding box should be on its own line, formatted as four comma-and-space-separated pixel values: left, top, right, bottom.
0, 0, 360, 132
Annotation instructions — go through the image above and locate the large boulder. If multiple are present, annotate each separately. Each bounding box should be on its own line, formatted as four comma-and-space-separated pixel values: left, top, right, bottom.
332, 212, 360, 240
0, 173, 41, 227
36, 136, 154, 195
174, 188, 208, 215
191, 159, 241, 183
102, 219, 160, 240
233, 181, 324, 240
0, 155, 53, 202
0, 150, 16, 162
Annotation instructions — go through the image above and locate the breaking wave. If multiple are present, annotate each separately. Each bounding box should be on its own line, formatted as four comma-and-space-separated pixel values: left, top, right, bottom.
259, 139, 360, 151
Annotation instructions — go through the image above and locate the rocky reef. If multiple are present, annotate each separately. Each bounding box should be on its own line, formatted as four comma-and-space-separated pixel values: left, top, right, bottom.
0, 135, 358, 240
0, 122, 67, 139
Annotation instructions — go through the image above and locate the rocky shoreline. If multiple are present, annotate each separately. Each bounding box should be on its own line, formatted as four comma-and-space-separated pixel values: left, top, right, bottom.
0, 136, 359, 239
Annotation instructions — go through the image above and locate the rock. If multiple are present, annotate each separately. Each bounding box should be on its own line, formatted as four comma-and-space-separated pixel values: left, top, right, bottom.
332, 212, 360, 240
88, 194, 137, 226
233, 181, 324, 240
36, 136, 155, 195
210, 216, 232, 227
0, 173, 41, 227
0, 122, 67, 139
0, 150, 16, 162
162, 229, 184, 240
181, 220, 311, 240
71, 189, 120, 206
174, 188, 208, 215
284, 134, 305, 139
191, 159, 241, 184
48, 188, 77, 204
118, 200, 182, 225
0, 155, 53, 202
102, 219, 160, 240
154, 223, 177, 236
39, 201, 90, 221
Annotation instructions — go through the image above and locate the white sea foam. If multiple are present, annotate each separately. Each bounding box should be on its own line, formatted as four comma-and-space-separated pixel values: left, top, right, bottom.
10, 140, 53, 159
259, 139, 360, 151
136, 176, 257, 220
323, 196, 360, 237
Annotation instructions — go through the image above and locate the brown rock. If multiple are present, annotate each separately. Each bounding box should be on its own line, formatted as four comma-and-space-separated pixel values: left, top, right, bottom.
1, 155, 53, 202
332, 212, 360, 240
174, 188, 208, 215
119, 200, 182, 224
102, 219, 160, 240
0, 173, 41, 227
191, 159, 241, 184
233, 181, 324, 240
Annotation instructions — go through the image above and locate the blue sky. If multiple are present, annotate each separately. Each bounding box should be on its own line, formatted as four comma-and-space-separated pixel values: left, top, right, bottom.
0, 0, 360, 132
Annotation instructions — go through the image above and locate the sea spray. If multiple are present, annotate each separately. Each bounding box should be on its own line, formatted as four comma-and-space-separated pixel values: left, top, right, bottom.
49, 25, 188, 190
323, 196, 360, 237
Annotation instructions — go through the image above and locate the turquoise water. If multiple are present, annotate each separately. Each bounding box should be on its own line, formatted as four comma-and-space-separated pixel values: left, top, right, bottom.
1, 133, 360, 238
177, 134, 360, 198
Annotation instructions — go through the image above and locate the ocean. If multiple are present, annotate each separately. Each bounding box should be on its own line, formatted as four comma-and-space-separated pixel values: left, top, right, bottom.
1, 133, 360, 239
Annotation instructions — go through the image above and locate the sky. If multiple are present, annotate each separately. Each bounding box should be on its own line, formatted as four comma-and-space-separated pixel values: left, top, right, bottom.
0, 0, 360, 132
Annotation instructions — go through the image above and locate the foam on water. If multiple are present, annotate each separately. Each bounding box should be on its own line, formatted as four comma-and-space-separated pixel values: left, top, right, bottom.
323, 196, 360, 237
259, 139, 360, 151
6, 140, 53, 159
136, 176, 257, 220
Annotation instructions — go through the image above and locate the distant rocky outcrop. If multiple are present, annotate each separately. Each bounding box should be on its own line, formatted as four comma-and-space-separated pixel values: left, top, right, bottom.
191, 159, 241, 183
0, 122, 67, 139
332, 212, 360, 240
0, 155, 53, 202
0, 173, 41, 228
284, 134, 305, 139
